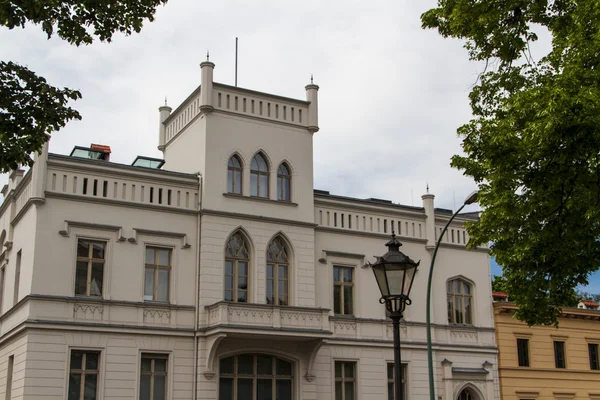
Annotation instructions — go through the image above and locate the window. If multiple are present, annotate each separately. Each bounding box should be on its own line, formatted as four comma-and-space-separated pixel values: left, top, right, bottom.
554, 341, 566, 369
447, 278, 472, 324
13, 250, 21, 305
0, 266, 5, 313
5, 355, 13, 400
68, 350, 100, 400
250, 153, 269, 198
224, 233, 249, 303
458, 389, 475, 400
144, 247, 171, 302
589, 343, 599, 370
75, 240, 106, 297
227, 155, 243, 194
333, 266, 353, 315
335, 361, 356, 400
277, 163, 291, 201
140, 354, 168, 400
387, 363, 407, 400
266, 237, 289, 305
219, 354, 293, 400
517, 338, 530, 367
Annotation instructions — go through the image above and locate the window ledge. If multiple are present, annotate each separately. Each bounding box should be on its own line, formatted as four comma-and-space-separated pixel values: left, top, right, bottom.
223, 193, 298, 206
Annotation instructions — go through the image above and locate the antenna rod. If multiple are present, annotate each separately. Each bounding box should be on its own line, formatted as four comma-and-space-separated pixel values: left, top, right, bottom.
235, 37, 238, 87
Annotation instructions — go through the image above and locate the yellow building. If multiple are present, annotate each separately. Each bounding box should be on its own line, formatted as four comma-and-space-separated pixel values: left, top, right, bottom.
494, 302, 600, 400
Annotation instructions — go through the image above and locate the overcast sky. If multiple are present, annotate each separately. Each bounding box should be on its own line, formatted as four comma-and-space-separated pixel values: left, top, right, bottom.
2, 1, 598, 291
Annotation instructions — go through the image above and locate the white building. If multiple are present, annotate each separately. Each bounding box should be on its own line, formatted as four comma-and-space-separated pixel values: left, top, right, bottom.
0, 60, 499, 400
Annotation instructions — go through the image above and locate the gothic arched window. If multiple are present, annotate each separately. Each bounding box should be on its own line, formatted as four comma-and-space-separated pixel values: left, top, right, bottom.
227, 155, 243, 194
447, 278, 473, 324
250, 153, 269, 198
225, 233, 249, 303
277, 163, 291, 201
266, 237, 289, 305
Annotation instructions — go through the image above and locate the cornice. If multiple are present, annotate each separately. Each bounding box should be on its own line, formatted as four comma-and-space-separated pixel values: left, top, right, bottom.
314, 198, 426, 219
200, 209, 317, 228
315, 226, 428, 244
222, 193, 298, 207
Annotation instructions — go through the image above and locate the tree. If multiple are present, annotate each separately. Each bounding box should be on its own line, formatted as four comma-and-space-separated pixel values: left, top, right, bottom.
491, 275, 508, 294
422, 1, 600, 325
0, 0, 167, 172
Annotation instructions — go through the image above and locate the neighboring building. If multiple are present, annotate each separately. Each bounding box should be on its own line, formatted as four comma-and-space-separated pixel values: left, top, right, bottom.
0, 59, 499, 399
494, 302, 600, 400
492, 292, 509, 303
578, 300, 599, 310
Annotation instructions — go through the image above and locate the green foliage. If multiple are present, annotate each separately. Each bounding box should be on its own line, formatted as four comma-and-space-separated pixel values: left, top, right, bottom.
491, 274, 508, 294
0, 0, 167, 172
422, 0, 600, 325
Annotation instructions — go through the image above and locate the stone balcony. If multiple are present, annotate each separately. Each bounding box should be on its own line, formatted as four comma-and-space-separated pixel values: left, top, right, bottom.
204, 301, 331, 337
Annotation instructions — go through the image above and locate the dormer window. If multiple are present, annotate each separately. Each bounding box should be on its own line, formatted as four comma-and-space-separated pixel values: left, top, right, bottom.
132, 156, 165, 169
250, 153, 269, 198
227, 155, 243, 194
277, 163, 291, 201
70, 144, 110, 161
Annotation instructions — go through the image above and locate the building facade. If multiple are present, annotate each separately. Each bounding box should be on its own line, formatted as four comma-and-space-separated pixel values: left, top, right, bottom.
494, 302, 600, 400
0, 60, 499, 400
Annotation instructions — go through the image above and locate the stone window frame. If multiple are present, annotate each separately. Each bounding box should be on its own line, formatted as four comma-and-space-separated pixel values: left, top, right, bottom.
74, 237, 109, 298
143, 246, 173, 303
446, 276, 475, 325
333, 360, 358, 400
227, 154, 243, 195
65, 346, 105, 400
514, 332, 533, 368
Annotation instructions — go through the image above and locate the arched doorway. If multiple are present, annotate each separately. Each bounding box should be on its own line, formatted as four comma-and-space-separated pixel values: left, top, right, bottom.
219, 354, 293, 400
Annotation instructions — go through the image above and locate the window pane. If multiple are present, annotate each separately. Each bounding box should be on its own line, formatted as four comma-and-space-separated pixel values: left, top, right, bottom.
387, 363, 393, 379
141, 358, 152, 372
225, 261, 234, 275
237, 290, 247, 302
278, 279, 288, 306
257, 379, 273, 400
447, 295, 453, 323
86, 353, 99, 370
276, 380, 292, 400
238, 355, 254, 374
344, 286, 353, 315
284, 178, 290, 201
334, 285, 341, 314
343, 268, 352, 283
71, 351, 83, 370
251, 173, 258, 196
157, 269, 169, 302
333, 267, 340, 282
225, 276, 234, 293
224, 290, 233, 301
344, 381, 355, 400
155, 358, 167, 373
266, 264, 274, 279
90, 263, 103, 296
77, 240, 90, 258
464, 297, 472, 324
219, 378, 233, 400
278, 265, 288, 280
227, 170, 234, 193
259, 175, 268, 198
68, 373, 81, 400
75, 261, 88, 295
277, 177, 283, 200
344, 362, 354, 378
220, 357, 234, 374
144, 268, 155, 301
234, 170, 242, 194
153, 375, 166, 400
463, 282, 471, 294
335, 362, 342, 378
140, 375, 151, 400
454, 280, 462, 294
455, 297, 463, 324
237, 379, 253, 400
83, 373, 97, 400
276, 359, 292, 376
158, 249, 170, 266
388, 382, 394, 400
335, 382, 343, 400
257, 356, 273, 375
91, 242, 105, 259
238, 262, 248, 277
145, 248, 155, 264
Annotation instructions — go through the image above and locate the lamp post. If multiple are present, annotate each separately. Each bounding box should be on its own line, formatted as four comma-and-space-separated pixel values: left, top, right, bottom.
370, 233, 420, 400
426, 190, 479, 400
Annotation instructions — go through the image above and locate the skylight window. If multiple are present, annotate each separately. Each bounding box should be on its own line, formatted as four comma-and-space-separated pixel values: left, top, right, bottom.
132, 156, 165, 169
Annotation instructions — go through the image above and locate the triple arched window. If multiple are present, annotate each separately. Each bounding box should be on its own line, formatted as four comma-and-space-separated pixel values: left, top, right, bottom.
447, 278, 473, 324
251, 153, 269, 198
227, 155, 243, 194
224, 232, 291, 305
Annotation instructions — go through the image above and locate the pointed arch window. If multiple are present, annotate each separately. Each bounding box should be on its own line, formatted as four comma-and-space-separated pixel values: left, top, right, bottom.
447, 278, 473, 324
225, 233, 249, 303
277, 163, 291, 201
458, 388, 476, 400
227, 155, 243, 194
251, 153, 269, 198
266, 237, 289, 305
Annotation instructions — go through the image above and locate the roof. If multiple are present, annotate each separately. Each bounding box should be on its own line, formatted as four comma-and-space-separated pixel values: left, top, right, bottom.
493, 292, 508, 298
581, 300, 600, 307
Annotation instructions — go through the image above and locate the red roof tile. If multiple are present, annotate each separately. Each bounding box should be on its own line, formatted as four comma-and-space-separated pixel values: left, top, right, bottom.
582, 300, 600, 307
91, 143, 111, 153
493, 292, 508, 298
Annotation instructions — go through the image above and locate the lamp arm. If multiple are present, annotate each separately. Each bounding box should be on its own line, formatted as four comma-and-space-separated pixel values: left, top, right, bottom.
425, 203, 467, 400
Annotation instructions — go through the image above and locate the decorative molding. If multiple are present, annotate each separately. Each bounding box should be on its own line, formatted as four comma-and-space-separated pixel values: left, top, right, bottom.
143, 308, 171, 324
451, 329, 479, 341
130, 228, 191, 249
59, 220, 126, 241
73, 303, 104, 321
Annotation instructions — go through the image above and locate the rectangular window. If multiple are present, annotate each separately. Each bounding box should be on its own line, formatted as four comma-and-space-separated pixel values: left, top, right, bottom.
589, 343, 599, 370
144, 247, 171, 302
387, 363, 407, 400
68, 350, 100, 400
140, 354, 168, 400
75, 240, 106, 297
554, 341, 566, 369
335, 361, 356, 400
333, 266, 353, 315
517, 338, 530, 367
13, 250, 21, 305
5, 355, 13, 400
0, 266, 5, 313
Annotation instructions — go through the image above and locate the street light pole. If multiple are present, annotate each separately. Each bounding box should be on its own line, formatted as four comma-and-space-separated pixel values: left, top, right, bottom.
426, 191, 478, 400
389, 306, 406, 400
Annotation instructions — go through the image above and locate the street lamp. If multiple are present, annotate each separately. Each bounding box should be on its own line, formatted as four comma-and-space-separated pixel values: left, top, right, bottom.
370, 233, 420, 400
426, 190, 479, 400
